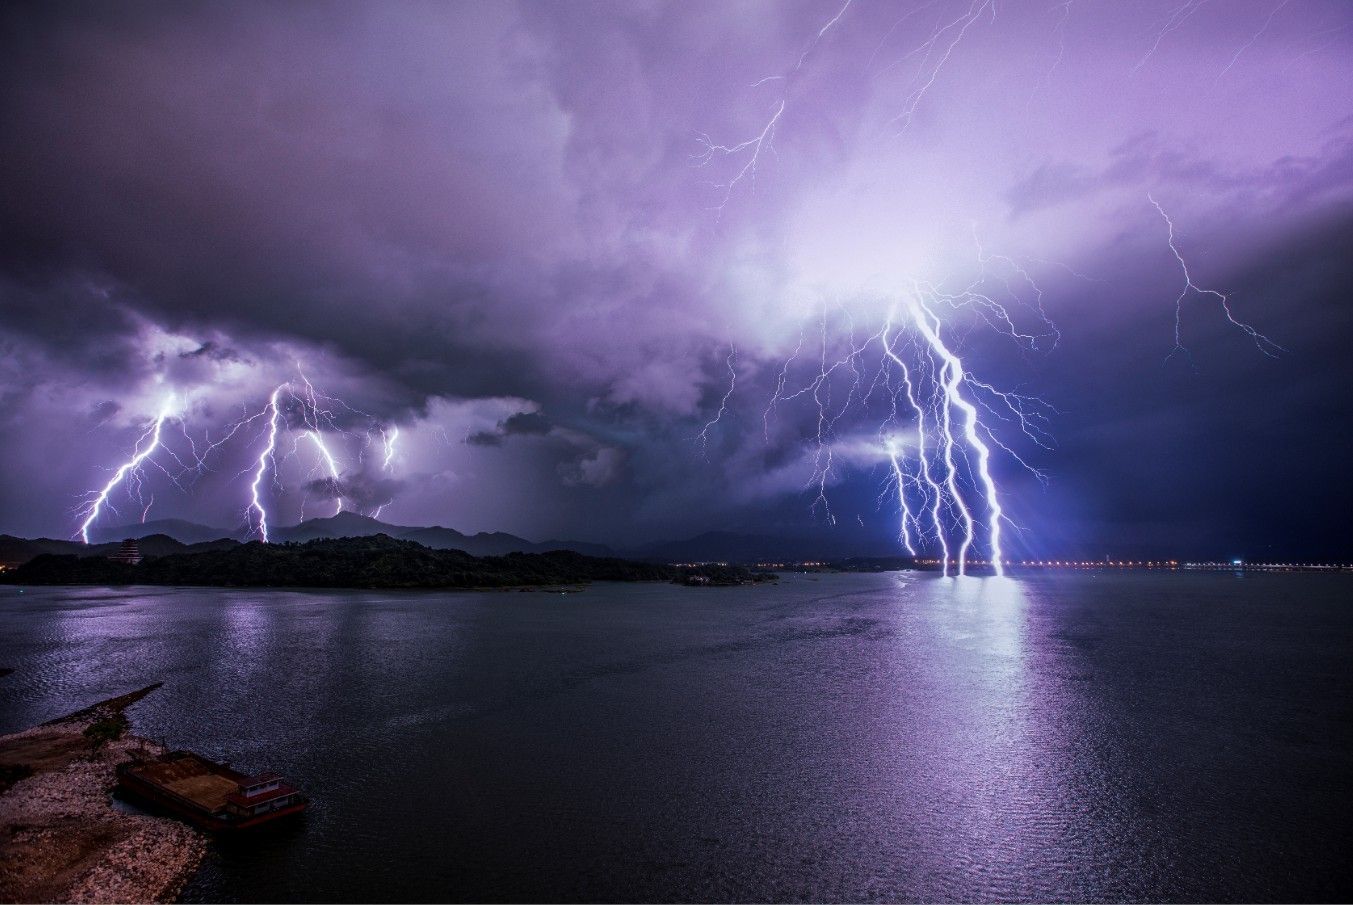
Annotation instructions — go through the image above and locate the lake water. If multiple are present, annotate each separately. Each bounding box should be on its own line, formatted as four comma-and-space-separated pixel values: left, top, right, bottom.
1, 572, 1349, 902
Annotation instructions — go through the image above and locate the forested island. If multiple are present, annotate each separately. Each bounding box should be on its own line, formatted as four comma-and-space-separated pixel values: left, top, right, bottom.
0, 534, 774, 590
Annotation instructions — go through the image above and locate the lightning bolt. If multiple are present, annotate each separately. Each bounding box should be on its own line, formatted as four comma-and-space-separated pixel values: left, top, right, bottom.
1217, 0, 1291, 80
747, 256, 1064, 576
684, 2, 1294, 578
307, 430, 344, 516
691, 0, 853, 212
695, 345, 738, 454
78, 397, 176, 543
882, 321, 947, 566
883, 437, 919, 556
247, 385, 284, 543
696, 0, 1001, 207
693, 100, 786, 213
882, 0, 996, 132
1133, 0, 1211, 76
72, 366, 403, 541
382, 426, 400, 472
1149, 194, 1284, 361
372, 426, 399, 520
909, 298, 1004, 576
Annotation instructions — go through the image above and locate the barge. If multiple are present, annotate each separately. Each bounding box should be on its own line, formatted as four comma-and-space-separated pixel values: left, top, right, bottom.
117, 750, 308, 831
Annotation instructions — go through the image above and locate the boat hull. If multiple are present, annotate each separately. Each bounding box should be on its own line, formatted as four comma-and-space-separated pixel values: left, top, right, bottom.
117, 759, 309, 832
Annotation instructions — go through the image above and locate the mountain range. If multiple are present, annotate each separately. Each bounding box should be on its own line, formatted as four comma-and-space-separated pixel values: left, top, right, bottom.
0, 513, 901, 568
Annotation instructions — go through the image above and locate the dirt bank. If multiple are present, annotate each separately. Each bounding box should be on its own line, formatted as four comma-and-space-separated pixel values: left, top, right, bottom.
0, 685, 206, 904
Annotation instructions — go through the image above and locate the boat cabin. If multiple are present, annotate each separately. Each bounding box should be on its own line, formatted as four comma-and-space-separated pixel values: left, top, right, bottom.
225, 773, 303, 818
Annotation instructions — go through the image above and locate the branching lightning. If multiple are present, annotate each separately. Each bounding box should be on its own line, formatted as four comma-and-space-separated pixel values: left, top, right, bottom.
306, 430, 344, 516
693, 0, 1001, 209
246, 385, 284, 543
685, 3, 1296, 577
76, 371, 405, 543
372, 426, 399, 520
742, 277, 1054, 575
880, 0, 995, 132
1149, 194, 1284, 361
909, 299, 1004, 576
1133, 0, 1212, 75
695, 345, 738, 454
77, 397, 176, 543
72, 2, 1303, 568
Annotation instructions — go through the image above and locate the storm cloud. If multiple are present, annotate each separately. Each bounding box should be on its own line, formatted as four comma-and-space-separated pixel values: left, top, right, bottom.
1, 1, 1350, 557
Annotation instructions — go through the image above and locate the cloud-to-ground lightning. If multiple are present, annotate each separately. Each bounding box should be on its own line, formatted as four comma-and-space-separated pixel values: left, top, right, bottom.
746, 280, 1050, 575
881, 320, 947, 566
725, 191, 1282, 574
909, 298, 1004, 576
372, 426, 399, 520
77, 397, 176, 543
685, 4, 1301, 576
73, 367, 407, 541
236, 377, 403, 536
247, 385, 284, 542
687, 3, 1059, 573
306, 430, 344, 516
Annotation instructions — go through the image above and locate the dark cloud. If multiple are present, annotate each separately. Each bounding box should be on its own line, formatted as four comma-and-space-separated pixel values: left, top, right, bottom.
178, 342, 242, 363
0, 1, 1349, 555
305, 474, 405, 513
502, 412, 552, 436
467, 410, 553, 446
559, 447, 624, 488
465, 431, 504, 448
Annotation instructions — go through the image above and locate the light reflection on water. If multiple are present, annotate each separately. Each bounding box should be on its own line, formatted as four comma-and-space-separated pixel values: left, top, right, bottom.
1, 573, 1349, 903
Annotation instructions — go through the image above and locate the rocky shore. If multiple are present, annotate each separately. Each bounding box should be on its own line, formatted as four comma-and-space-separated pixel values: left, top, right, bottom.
0, 685, 206, 904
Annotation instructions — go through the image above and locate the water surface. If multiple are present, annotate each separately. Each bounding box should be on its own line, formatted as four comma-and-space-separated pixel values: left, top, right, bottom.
1, 573, 1348, 902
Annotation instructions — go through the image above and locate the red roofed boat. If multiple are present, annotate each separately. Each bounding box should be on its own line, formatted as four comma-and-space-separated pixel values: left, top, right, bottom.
116, 750, 308, 831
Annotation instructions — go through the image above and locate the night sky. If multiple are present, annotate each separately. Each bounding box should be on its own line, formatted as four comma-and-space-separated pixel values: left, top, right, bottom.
1, 1, 1350, 559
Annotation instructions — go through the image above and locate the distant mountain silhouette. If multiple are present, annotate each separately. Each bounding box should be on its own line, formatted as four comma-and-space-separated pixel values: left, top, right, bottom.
4, 515, 896, 569
87, 518, 237, 545
270, 511, 387, 543
64, 511, 613, 561
268, 512, 614, 557
0, 532, 239, 567
0, 535, 86, 567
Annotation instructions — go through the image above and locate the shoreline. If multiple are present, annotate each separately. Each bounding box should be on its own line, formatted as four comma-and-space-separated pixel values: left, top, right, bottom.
2, 575, 773, 592
0, 685, 206, 904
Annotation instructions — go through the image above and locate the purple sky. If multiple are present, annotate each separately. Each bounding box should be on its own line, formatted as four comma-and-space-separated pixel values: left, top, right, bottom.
1, 0, 1350, 557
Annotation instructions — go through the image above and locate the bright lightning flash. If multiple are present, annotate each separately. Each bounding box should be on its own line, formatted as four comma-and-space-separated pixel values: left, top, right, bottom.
372, 426, 399, 520
746, 280, 1053, 577
77, 397, 177, 544
247, 385, 284, 543
307, 430, 344, 516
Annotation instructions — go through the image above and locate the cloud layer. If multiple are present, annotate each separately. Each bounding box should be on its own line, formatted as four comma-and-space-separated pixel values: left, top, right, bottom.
1, 1, 1350, 557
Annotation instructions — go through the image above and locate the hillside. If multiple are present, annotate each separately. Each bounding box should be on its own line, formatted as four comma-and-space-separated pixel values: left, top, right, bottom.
0, 535, 772, 590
